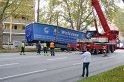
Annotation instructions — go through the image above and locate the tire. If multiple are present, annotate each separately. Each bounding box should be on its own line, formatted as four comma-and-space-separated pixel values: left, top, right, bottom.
61, 48, 65, 51
99, 49, 103, 54
110, 45, 114, 53
93, 49, 98, 55
107, 45, 110, 53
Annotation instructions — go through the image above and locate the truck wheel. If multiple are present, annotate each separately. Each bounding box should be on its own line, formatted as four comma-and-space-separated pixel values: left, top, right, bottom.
107, 45, 110, 53
61, 48, 65, 51
99, 49, 103, 54
109, 45, 115, 53
110, 45, 114, 53
92, 49, 96, 54
96, 49, 99, 54
93, 49, 98, 55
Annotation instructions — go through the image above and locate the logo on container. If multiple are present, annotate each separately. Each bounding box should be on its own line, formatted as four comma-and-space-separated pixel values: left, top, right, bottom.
44, 27, 49, 34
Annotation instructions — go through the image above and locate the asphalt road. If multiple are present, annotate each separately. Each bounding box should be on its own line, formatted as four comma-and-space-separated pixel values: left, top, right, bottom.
0, 50, 124, 82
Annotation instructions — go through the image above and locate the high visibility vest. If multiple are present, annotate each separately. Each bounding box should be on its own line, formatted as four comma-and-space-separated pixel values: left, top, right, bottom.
43, 43, 47, 47
21, 43, 25, 47
50, 42, 54, 48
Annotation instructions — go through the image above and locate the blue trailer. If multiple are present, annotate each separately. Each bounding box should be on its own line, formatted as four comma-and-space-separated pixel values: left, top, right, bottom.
25, 23, 86, 49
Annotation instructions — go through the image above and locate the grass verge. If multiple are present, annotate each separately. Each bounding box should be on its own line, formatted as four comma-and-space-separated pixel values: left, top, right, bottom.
0, 48, 61, 53
77, 65, 124, 82
0, 48, 36, 53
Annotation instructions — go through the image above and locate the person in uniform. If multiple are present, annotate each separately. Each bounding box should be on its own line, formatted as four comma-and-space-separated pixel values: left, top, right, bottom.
43, 42, 48, 56
50, 41, 55, 56
20, 41, 25, 55
37, 41, 41, 55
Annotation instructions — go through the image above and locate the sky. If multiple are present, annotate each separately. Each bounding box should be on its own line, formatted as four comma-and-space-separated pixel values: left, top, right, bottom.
115, 0, 124, 8
39, 0, 124, 8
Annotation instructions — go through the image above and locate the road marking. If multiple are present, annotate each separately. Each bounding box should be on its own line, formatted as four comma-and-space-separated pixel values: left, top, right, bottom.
47, 57, 68, 61
0, 69, 47, 80
72, 54, 124, 66
72, 62, 82, 66
0, 56, 40, 61
0, 63, 19, 67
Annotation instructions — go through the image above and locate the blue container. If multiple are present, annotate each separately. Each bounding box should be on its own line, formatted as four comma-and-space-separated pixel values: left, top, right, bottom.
25, 23, 85, 44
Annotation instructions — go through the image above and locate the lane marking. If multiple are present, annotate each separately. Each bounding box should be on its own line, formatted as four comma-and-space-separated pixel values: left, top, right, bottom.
72, 62, 82, 66
72, 54, 124, 66
0, 63, 19, 67
0, 56, 40, 61
0, 69, 47, 80
47, 57, 68, 61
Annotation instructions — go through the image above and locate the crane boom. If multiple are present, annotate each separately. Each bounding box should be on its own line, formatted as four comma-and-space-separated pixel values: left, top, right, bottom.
76, 0, 119, 54
92, 0, 110, 32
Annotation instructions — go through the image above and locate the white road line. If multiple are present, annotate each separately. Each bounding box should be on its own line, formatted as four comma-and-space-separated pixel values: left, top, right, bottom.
0, 63, 19, 67
0, 69, 47, 80
72, 54, 124, 66
0, 56, 40, 61
47, 57, 68, 61
72, 62, 82, 66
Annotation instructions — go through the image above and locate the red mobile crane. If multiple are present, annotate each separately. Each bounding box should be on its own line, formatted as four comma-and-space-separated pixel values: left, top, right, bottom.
76, 0, 119, 54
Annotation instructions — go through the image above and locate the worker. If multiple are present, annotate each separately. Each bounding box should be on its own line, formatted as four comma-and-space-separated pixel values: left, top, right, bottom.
43, 42, 48, 56
37, 41, 41, 55
50, 41, 55, 56
20, 41, 25, 55
81, 48, 91, 77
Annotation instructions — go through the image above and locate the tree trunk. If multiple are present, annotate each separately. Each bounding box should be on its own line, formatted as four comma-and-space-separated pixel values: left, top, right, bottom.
0, 21, 3, 48
64, 0, 74, 29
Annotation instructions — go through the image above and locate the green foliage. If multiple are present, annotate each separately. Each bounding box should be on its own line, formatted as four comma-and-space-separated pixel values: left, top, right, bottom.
100, 0, 118, 21
16, 0, 34, 21
114, 8, 124, 37
0, 0, 34, 48
77, 65, 124, 82
0, 48, 36, 53
39, 0, 118, 31
0, 48, 61, 52
0, 0, 34, 21
40, 0, 62, 25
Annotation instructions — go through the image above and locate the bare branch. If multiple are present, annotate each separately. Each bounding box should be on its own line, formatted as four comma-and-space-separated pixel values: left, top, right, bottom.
80, 20, 93, 31
80, 11, 93, 25
0, 0, 18, 17
0, 0, 10, 20
76, 0, 82, 30
59, 14, 72, 23
6, 0, 17, 8
63, 0, 74, 29
1, 0, 23, 21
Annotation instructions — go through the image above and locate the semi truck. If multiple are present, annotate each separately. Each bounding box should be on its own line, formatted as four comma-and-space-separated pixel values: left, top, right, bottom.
76, 0, 119, 54
25, 23, 86, 50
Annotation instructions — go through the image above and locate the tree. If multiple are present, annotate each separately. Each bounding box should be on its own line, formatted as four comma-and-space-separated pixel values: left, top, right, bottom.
39, 0, 118, 31
40, 0, 62, 25
0, 0, 22, 48
40, 0, 93, 30
0, 0, 34, 48
114, 8, 124, 37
